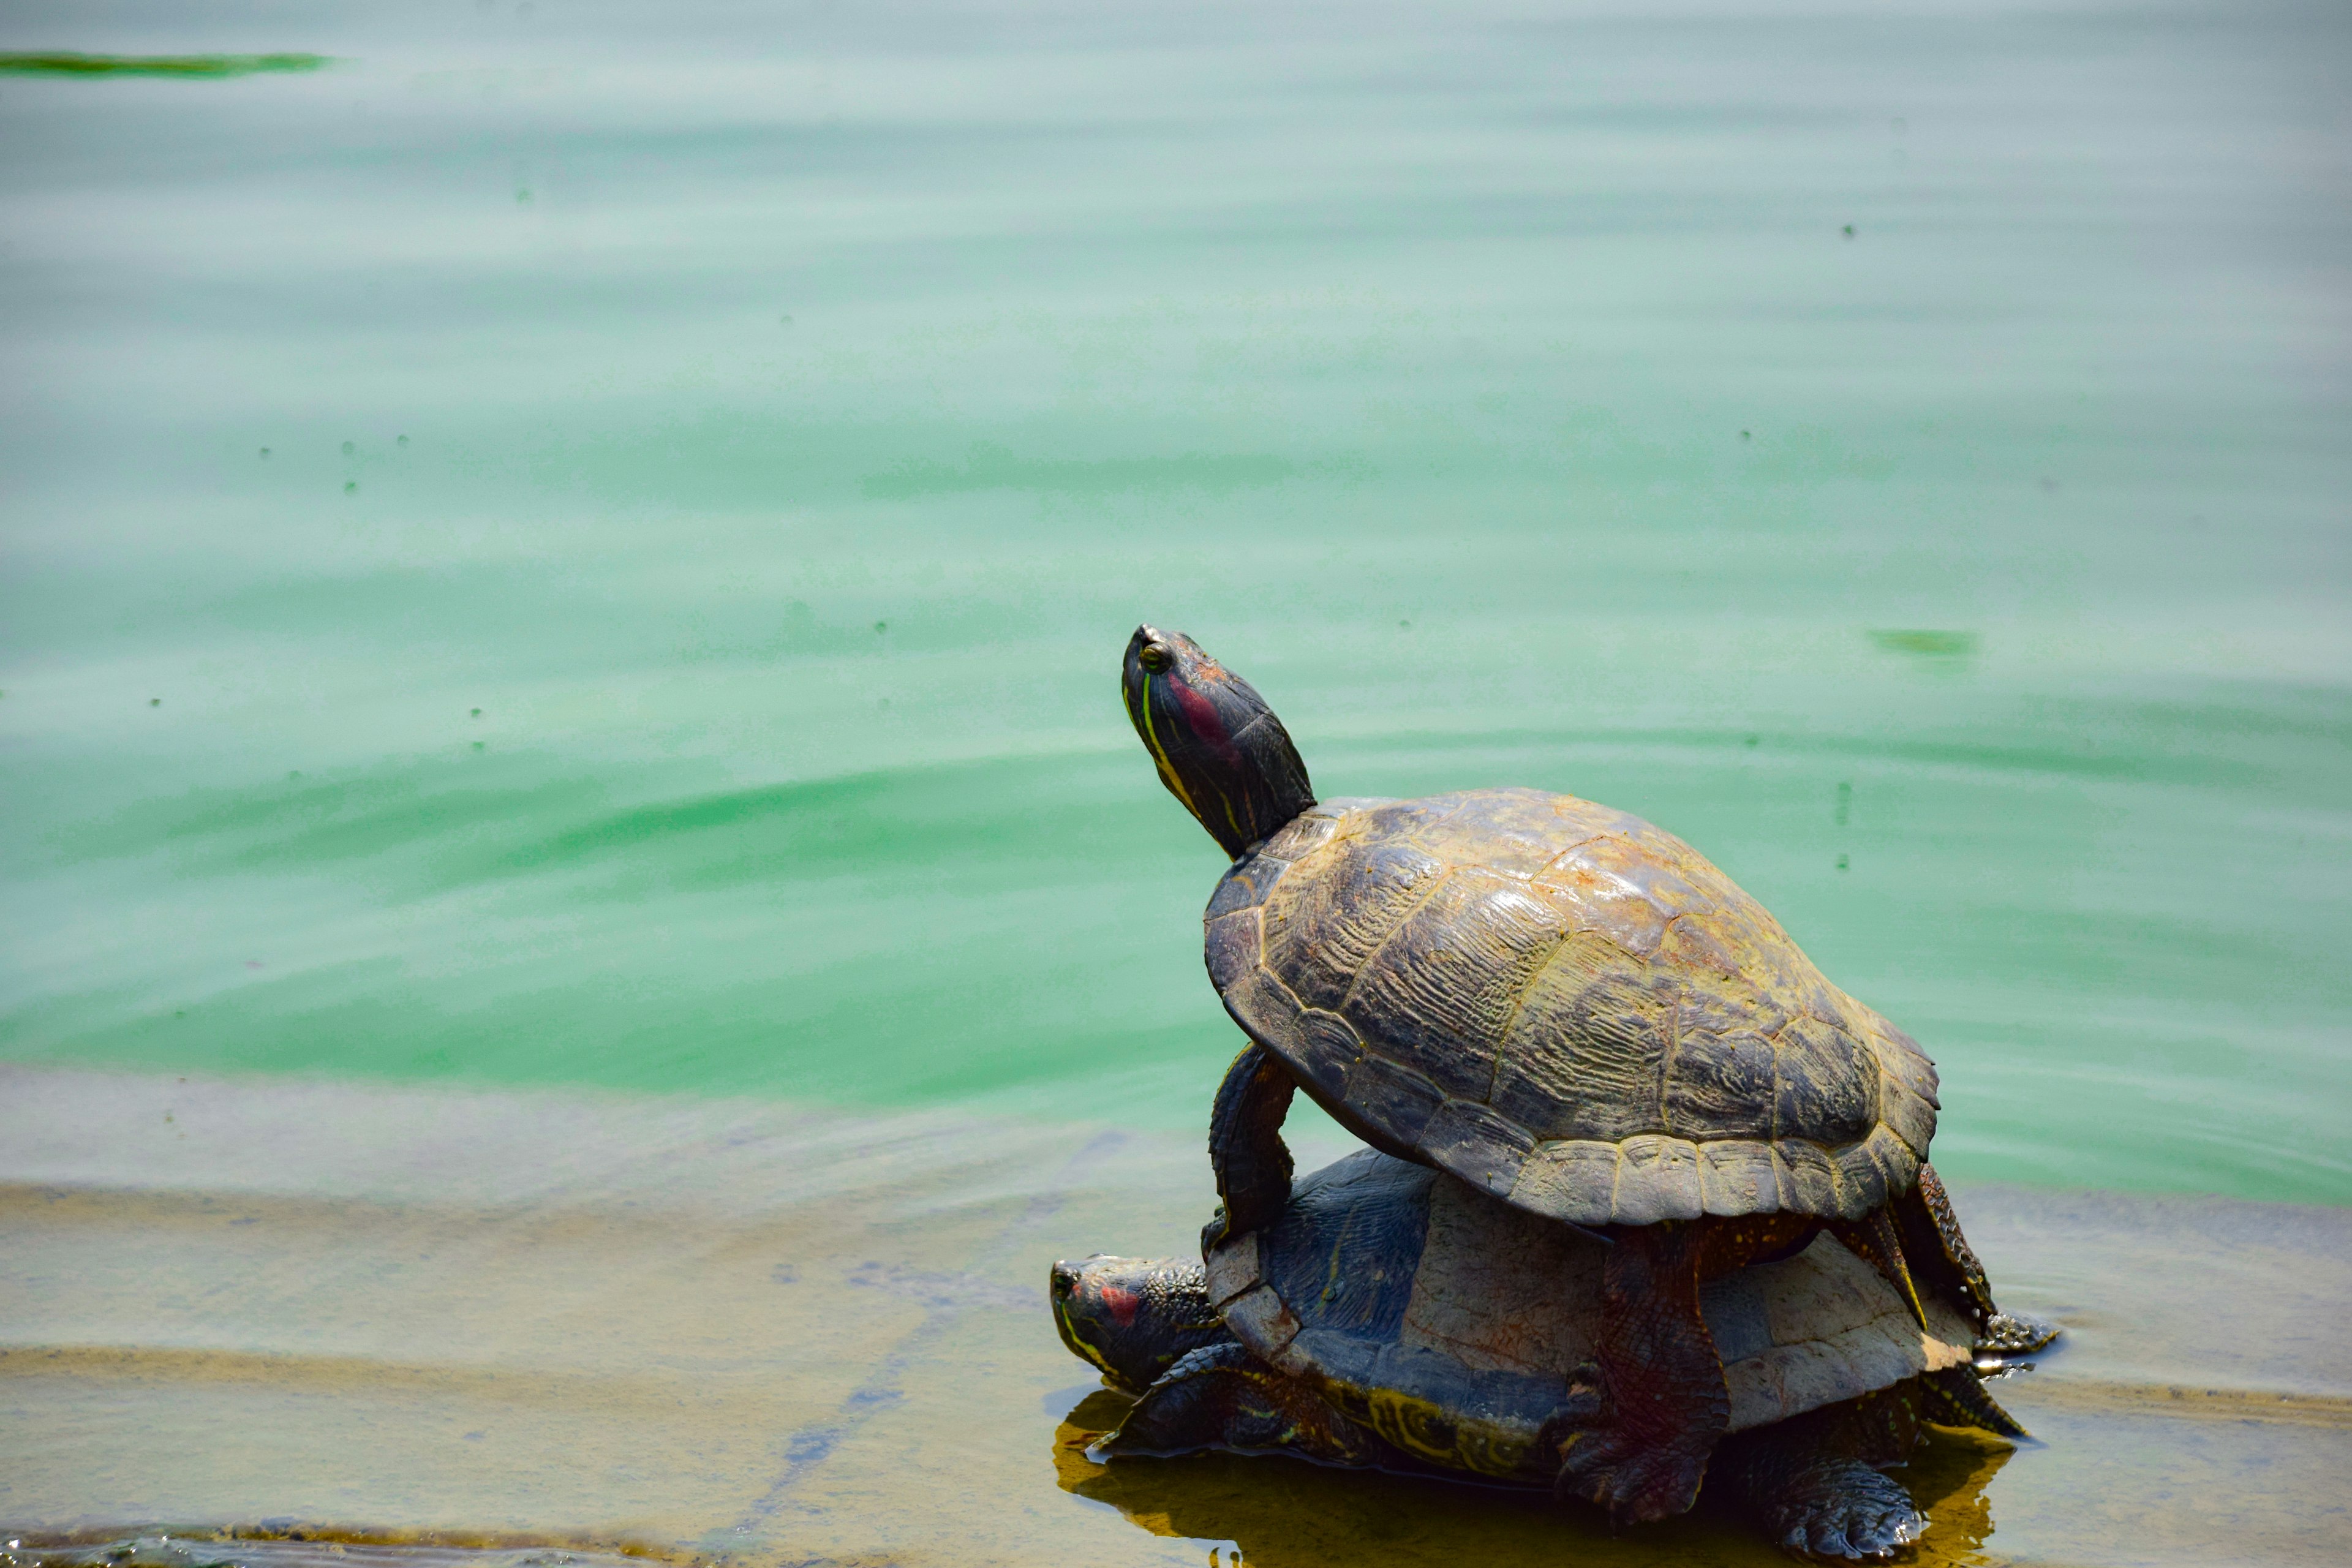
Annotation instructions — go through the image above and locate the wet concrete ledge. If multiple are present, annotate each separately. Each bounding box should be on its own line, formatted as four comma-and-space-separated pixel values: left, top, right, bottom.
1, 1064, 2345, 1567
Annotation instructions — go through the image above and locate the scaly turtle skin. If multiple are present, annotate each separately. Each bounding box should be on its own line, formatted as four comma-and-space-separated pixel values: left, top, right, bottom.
1119, 625, 2044, 1521
1052, 1148, 2029, 1561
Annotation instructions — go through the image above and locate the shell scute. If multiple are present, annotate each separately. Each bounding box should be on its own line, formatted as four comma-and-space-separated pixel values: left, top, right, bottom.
1260, 809, 1345, 861
1218, 964, 1308, 1058
1295, 1008, 1366, 1081
1771, 1016, 1879, 1148
1418, 1099, 1537, 1199
1204, 908, 1262, 991
1662, 1027, 1778, 1141
1262, 838, 1447, 1012
1610, 1134, 1705, 1225
1507, 1139, 1622, 1228
1876, 1068, 1937, 1160
1208, 857, 1287, 917
1356, 794, 1470, 842
1340, 869, 1570, 1101
1653, 913, 1744, 981
1837, 1125, 1910, 1212
1695, 1139, 1781, 1217
1675, 977, 1791, 1055
1531, 837, 1674, 956
1488, 941, 1672, 1144
1409, 787, 1571, 878
1341, 1054, 1446, 1147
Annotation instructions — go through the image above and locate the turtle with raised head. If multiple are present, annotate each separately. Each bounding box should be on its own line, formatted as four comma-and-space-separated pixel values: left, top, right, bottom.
1120, 625, 2046, 1520
1052, 1148, 2032, 1560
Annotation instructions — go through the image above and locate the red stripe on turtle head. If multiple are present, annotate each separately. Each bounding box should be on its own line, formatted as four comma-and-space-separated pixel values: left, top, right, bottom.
1099, 1284, 1140, 1327
1172, 680, 1245, 772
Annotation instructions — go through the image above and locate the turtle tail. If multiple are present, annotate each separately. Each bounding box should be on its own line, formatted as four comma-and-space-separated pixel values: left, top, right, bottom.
1917, 1366, 2029, 1439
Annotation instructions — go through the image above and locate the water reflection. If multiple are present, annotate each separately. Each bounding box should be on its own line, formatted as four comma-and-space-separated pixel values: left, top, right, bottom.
1051, 1388, 2012, 1568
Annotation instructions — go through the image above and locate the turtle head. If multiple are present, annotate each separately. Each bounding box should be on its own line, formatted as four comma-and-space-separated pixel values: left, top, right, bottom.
1049, 1253, 1232, 1393
1122, 626, 1316, 859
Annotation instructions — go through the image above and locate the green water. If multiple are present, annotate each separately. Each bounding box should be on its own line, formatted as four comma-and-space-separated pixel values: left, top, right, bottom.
2, 0, 2346, 1204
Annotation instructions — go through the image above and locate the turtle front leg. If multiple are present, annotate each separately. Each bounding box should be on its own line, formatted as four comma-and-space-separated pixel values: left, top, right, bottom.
1203, 1041, 1297, 1251
1711, 1417, 1929, 1562
1090, 1341, 1382, 1468
1555, 1219, 1728, 1525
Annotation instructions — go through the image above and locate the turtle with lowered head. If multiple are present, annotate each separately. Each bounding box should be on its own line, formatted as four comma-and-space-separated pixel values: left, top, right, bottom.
1119, 625, 2049, 1523
1052, 1147, 2030, 1560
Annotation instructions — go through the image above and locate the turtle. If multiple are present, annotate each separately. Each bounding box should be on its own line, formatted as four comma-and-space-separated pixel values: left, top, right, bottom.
1051, 1147, 2032, 1560
1119, 624, 2050, 1520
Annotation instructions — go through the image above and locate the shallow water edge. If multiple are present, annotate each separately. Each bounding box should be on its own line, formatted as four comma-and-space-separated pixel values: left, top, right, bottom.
1, 1065, 2345, 1566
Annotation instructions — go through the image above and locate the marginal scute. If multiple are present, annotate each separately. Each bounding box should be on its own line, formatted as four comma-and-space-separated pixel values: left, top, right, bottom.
1218, 965, 1306, 1057
1609, 1134, 1705, 1225
1695, 1139, 1780, 1217
1340, 1054, 1446, 1147
1878, 1072, 1937, 1161
1774, 1140, 1842, 1217
1204, 1233, 1261, 1306
1419, 1099, 1536, 1197
1507, 1139, 1621, 1228
1842, 1124, 1916, 1206
1833, 1142, 1887, 1216
1203, 909, 1262, 991
1295, 1008, 1365, 1080
1223, 1281, 1302, 1359
1870, 1019, 1942, 1112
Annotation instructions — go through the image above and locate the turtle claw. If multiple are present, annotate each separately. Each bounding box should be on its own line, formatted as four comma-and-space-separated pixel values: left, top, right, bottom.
1978, 1311, 2060, 1358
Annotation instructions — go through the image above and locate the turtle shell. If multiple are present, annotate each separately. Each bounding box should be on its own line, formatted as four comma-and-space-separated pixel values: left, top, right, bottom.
1202, 1148, 1976, 1481
1206, 787, 1938, 1226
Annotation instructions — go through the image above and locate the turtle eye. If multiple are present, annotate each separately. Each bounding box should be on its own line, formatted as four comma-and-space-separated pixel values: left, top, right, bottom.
1137, 643, 1172, 673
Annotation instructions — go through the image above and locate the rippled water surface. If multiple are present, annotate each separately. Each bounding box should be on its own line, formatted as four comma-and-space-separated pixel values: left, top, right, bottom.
3, 0, 2348, 1203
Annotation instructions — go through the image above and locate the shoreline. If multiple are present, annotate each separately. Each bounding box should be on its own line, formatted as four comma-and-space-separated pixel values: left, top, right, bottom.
3, 1063, 2345, 1566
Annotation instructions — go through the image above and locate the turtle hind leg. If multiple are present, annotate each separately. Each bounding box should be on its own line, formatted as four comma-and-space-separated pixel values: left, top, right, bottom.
1893, 1165, 2062, 1356
1555, 1220, 1728, 1526
1892, 1163, 1997, 1324
1724, 1450, 1926, 1562
1091, 1341, 1381, 1467
1203, 1041, 1297, 1251
1916, 1366, 2029, 1439
1711, 1404, 1928, 1562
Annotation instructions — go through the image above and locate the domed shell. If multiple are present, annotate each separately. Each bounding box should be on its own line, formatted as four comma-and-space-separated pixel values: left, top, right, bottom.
1202, 1149, 1975, 1479
1205, 788, 1939, 1227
